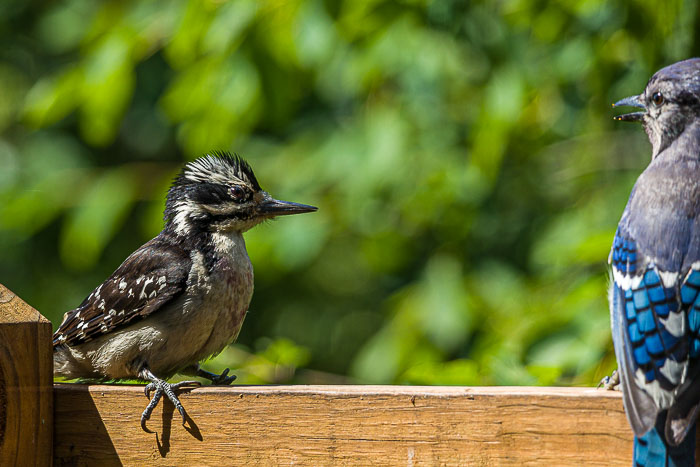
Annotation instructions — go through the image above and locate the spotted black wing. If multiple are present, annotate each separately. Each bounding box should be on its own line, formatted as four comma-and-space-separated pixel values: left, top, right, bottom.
53, 236, 191, 347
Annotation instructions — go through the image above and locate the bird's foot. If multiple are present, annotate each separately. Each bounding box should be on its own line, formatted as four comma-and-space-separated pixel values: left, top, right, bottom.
597, 369, 620, 390
141, 379, 201, 432
197, 367, 237, 385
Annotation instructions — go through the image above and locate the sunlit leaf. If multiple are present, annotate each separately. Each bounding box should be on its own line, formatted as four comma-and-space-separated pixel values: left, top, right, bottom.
60, 167, 139, 270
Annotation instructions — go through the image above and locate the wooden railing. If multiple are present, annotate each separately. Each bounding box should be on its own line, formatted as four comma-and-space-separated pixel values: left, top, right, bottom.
0, 283, 664, 465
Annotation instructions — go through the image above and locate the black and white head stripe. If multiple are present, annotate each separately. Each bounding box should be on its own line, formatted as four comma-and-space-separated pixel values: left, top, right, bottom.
179, 152, 260, 191
163, 152, 264, 234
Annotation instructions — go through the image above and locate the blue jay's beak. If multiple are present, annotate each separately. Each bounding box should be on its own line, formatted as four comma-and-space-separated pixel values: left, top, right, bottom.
613, 94, 645, 122
259, 196, 318, 217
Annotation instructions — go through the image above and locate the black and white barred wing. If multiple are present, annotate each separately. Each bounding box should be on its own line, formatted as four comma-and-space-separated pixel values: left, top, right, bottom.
53, 237, 191, 347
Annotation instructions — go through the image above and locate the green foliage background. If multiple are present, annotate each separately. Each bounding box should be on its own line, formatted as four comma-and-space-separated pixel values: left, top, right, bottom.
1, 0, 696, 386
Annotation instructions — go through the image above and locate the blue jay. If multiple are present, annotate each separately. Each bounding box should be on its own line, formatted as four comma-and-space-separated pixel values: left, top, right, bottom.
611, 58, 700, 466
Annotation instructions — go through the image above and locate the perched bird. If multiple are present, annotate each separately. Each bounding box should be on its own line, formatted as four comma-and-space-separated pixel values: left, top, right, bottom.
610, 58, 700, 465
53, 152, 317, 431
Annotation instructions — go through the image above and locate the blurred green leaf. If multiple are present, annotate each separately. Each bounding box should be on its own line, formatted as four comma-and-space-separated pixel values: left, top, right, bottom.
80, 33, 135, 145
60, 168, 139, 270
23, 68, 83, 128
402, 359, 481, 386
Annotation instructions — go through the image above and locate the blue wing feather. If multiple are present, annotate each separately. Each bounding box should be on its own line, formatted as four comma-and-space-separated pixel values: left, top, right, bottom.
610, 275, 657, 436
634, 413, 696, 467
611, 227, 700, 454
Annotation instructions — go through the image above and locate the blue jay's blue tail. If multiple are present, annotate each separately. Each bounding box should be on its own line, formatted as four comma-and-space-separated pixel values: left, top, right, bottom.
634, 413, 696, 467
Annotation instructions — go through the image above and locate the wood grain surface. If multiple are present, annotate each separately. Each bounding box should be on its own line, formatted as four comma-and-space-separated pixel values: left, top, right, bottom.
0, 283, 53, 466
54, 384, 639, 466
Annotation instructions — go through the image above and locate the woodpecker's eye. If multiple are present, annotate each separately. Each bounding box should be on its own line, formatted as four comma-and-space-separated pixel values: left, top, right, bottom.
229, 185, 246, 201
651, 92, 665, 106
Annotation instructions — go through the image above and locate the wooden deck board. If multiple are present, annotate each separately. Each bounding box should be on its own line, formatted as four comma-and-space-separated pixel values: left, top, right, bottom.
54, 384, 633, 466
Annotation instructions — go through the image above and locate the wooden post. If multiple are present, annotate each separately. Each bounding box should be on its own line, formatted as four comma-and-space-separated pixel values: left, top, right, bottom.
0, 283, 53, 465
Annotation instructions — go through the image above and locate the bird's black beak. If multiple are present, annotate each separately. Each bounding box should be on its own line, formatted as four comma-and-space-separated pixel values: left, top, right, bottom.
259, 196, 318, 217
613, 94, 646, 122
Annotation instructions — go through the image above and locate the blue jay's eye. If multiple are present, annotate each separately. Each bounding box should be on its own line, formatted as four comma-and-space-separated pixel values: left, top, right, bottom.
651, 92, 664, 106
229, 185, 246, 201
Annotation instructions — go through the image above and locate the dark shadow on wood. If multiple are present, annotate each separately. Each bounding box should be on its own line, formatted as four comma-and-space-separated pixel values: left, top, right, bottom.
183, 411, 202, 441
53, 384, 121, 467
155, 386, 202, 457
155, 398, 172, 457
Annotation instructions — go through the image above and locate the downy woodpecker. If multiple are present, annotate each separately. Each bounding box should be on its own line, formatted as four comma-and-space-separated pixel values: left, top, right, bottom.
53, 152, 317, 431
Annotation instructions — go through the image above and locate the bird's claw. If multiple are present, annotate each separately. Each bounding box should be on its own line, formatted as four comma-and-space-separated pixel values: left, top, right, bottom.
597, 369, 620, 390
196, 366, 237, 385
141, 379, 201, 432
210, 368, 237, 385
140, 384, 163, 433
